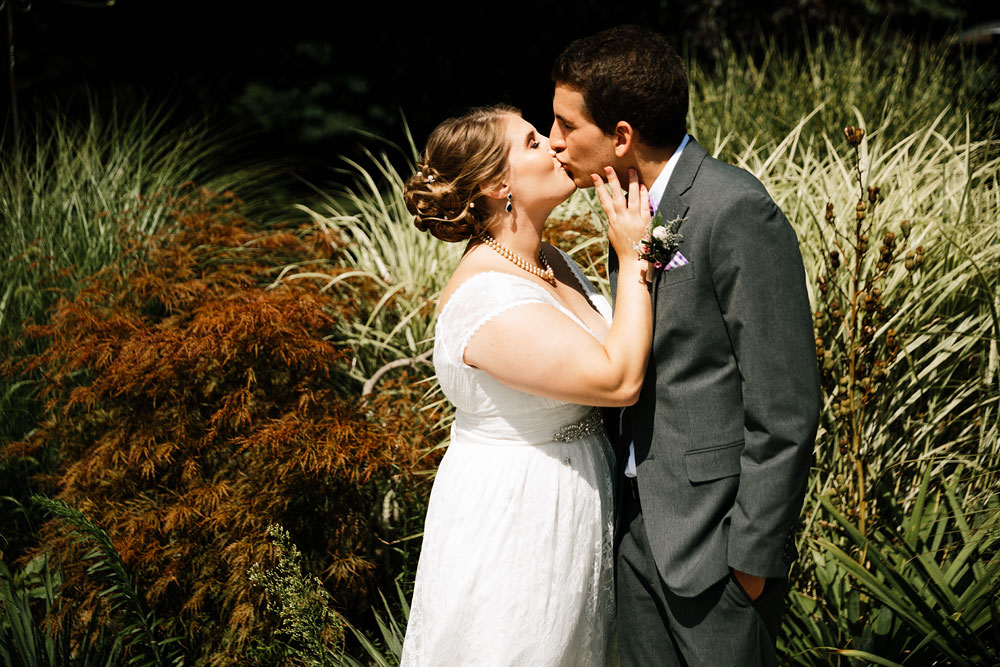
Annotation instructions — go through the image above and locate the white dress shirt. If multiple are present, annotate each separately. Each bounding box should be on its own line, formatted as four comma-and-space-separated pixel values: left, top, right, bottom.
624, 133, 690, 479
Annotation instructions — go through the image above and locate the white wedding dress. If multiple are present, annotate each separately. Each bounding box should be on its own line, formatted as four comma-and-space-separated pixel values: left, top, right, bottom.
400, 250, 616, 667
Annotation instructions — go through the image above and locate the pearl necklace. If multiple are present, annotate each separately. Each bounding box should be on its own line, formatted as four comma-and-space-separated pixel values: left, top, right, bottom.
481, 233, 555, 284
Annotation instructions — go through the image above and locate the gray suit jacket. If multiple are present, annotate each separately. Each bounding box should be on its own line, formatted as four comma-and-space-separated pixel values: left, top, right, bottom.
609, 137, 821, 597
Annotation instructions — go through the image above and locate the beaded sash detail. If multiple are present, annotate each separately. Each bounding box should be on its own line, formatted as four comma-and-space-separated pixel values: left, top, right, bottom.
551, 408, 605, 442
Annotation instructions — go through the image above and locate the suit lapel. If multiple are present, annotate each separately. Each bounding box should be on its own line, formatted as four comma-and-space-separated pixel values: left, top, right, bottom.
651, 138, 706, 299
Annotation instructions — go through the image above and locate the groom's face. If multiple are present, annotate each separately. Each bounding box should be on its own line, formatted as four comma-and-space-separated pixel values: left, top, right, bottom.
550, 84, 619, 189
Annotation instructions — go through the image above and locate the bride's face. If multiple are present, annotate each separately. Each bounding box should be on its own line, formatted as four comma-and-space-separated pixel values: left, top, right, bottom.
502, 115, 576, 210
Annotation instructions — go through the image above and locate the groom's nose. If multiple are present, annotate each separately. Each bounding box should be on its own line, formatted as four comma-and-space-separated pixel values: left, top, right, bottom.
549, 121, 566, 152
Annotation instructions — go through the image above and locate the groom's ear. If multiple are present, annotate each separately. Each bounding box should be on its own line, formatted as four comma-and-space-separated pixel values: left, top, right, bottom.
613, 121, 636, 158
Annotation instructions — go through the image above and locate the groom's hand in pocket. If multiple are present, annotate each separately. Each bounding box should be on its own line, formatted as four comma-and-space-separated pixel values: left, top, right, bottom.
731, 568, 766, 601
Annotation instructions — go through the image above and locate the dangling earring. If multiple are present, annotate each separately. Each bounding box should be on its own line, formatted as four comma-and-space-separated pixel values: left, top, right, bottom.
505, 192, 513, 213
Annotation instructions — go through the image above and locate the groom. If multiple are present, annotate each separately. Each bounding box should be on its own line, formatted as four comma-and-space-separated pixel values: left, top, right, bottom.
550, 26, 821, 666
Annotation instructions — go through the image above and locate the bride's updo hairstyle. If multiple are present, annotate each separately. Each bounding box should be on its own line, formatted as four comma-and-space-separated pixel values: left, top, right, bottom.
404, 105, 519, 243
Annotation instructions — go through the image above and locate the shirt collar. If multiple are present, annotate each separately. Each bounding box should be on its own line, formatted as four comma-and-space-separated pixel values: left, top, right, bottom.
647, 133, 690, 211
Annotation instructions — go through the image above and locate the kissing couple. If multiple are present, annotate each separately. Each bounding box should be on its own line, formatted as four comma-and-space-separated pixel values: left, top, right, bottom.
398, 24, 821, 667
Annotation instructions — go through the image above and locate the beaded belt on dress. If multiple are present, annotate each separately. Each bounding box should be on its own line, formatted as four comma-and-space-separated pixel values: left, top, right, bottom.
551, 408, 605, 442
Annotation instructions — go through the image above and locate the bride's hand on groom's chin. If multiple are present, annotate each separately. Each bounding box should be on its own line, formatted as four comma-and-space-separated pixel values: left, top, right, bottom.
731, 568, 766, 601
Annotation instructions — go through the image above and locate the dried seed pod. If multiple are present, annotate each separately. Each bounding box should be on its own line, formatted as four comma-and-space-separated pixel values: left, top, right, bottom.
858, 233, 869, 253
825, 202, 835, 223
856, 200, 867, 221
883, 231, 895, 248
868, 186, 880, 204
844, 126, 865, 146
823, 350, 834, 372
886, 328, 897, 350
815, 337, 825, 357
901, 220, 912, 238
856, 362, 868, 381
829, 250, 840, 269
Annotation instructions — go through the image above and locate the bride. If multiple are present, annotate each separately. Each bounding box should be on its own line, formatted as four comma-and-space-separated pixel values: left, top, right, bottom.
400, 104, 651, 666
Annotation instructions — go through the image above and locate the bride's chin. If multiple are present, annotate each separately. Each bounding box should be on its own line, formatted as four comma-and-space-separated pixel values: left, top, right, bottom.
555, 187, 575, 206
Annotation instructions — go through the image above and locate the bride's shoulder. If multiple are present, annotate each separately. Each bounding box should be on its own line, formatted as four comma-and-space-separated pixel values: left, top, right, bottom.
440, 271, 543, 315
439, 251, 495, 312
439, 260, 551, 320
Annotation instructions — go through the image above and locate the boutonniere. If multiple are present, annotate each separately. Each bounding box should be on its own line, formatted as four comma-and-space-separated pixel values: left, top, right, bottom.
632, 213, 687, 281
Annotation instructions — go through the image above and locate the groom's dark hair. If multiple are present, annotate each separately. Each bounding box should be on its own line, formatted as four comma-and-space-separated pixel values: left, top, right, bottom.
552, 25, 688, 148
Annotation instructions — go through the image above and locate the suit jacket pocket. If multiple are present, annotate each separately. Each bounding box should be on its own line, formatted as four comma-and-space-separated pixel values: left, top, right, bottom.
684, 439, 743, 483
656, 261, 695, 287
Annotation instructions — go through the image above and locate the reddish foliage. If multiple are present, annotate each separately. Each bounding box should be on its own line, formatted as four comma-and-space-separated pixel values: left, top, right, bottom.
5, 188, 443, 663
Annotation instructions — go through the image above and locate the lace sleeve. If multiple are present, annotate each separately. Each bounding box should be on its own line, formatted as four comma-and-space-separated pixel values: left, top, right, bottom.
555, 248, 613, 323
435, 272, 553, 367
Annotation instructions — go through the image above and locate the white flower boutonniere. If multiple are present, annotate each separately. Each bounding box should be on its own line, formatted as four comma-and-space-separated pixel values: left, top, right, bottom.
634, 213, 686, 271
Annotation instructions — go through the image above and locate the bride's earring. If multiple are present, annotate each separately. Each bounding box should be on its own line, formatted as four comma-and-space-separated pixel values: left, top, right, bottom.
505, 193, 513, 213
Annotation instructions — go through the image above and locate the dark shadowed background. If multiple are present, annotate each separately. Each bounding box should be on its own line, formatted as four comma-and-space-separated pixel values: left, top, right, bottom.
4, 0, 996, 189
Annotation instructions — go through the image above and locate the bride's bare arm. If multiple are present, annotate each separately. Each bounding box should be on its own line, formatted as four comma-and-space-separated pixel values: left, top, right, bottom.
463, 168, 652, 407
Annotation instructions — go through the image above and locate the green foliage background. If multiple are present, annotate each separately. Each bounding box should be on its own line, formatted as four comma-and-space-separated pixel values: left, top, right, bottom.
2, 26, 998, 666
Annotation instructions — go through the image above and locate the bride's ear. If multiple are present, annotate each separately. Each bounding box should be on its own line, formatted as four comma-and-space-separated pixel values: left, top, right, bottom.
613, 121, 636, 158
480, 182, 511, 200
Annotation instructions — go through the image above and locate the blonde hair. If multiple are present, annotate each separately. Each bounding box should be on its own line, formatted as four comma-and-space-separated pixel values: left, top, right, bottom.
403, 105, 519, 243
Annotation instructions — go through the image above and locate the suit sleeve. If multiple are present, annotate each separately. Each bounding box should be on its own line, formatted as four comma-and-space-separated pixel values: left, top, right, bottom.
709, 189, 821, 579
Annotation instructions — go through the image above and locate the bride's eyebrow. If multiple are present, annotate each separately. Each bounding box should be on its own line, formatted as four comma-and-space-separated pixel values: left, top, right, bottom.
525, 130, 536, 146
